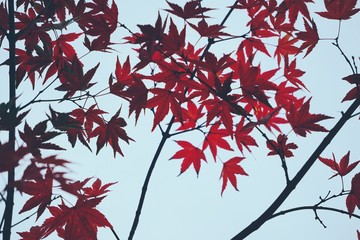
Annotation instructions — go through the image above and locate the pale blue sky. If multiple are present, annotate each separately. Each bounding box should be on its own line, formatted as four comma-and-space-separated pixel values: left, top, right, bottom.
1, 1, 360, 239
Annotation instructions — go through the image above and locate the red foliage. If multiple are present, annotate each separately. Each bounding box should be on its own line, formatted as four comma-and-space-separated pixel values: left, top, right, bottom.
2, 0, 360, 239
319, 151, 360, 179
171, 140, 207, 175
220, 157, 248, 195
286, 98, 333, 137
347, 173, 360, 217
317, 0, 360, 20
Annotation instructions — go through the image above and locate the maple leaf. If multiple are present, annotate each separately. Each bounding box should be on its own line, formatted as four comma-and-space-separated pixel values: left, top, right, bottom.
48, 106, 83, 131
286, 98, 333, 137
165, 0, 213, 20
17, 168, 53, 219
203, 97, 235, 135
234, 118, 258, 153
0, 101, 29, 131
56, 56, 99, 98
19, 121, 64, 157
317, 0, 360, 20
267, 134, 298, 159
220, 157, 248, 195
284, 59, 307, 89
275, 81, 301, 111
18, 226, 45, 240
0, 3, 8, 45
202, 124, 233, 161
277, 0, 313, 24
115, 56, 132, 83
189, 19, 231, 38
342, 73, 360, 102
274, 34, 298, 65
126, 77, 149, 122
162, 19, 186, 55
240, 37, 271, 57
71, 104, 106, 133
52, 33, 82, 61
319, 151, 360, 179
83, 178, 117, 198
146, 88, 185, 130
15, 8, 52, 53
346, 173, 360, 217
176, 100, 204, 131
60, 178, 92, 197
170, 140, 207, 175
0, 142, 28, 173
90, 109, 133, 157
42, 198, 112, 239
247, 106, 287, 132
296, 18, 319, 57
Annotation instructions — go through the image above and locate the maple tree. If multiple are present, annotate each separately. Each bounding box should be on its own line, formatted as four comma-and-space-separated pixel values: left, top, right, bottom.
0, 0, 360, 239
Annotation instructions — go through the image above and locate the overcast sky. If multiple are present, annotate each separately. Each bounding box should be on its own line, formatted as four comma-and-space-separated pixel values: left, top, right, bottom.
1, 0, 360, 239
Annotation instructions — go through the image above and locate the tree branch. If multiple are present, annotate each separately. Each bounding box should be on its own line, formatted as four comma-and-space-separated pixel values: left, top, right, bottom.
3, 0, 16, 239
127, 1, 240, 239
271, 205, 360, 221
231, 96, 360, 239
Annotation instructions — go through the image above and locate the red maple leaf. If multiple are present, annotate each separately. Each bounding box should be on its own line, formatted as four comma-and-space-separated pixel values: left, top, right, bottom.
202, 124, 233, 161
48, 106, 83, 131
146, 88, 185, 130
176, 101, 204, 131
244, 105, 283, 132
220, 157, 248, 195
17, 168, 53, 219
90, 109, 133, 157
56, 56, 99, 98
296, 18, 319, 57
71, 104, 106, 133
341, 73, 360, 102
162, 19, 186, 55
42, 198, 112, 239
0, 3, 9, 45
277, 0, 313, 24
296, 19, 319, 57
240, 37, 271, 57
274, 34, 298, 65
18, 226, 45, 240
114, 56, 132, 83
83, 178, 117, 198
203, 97, 236, 135
0, 142, 28, 173
286, 98, 332, 137
267, 134, 298, 159
284, 59, 307, 89
317, 0, 360, 20
346, 173, 360, 217
52, 33, 82, 61
15, 8, 52, 53
165, 0, 213, 20
189, 19, 231, 38
19, 121, 64, 157
234, 118, 258, 153
319, 151, 360, 179
170, 140, 207, 175
275, 81, 301, 111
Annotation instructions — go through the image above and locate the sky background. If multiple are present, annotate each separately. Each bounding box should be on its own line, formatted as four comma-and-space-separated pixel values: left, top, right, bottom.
1, 0, 360, 239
